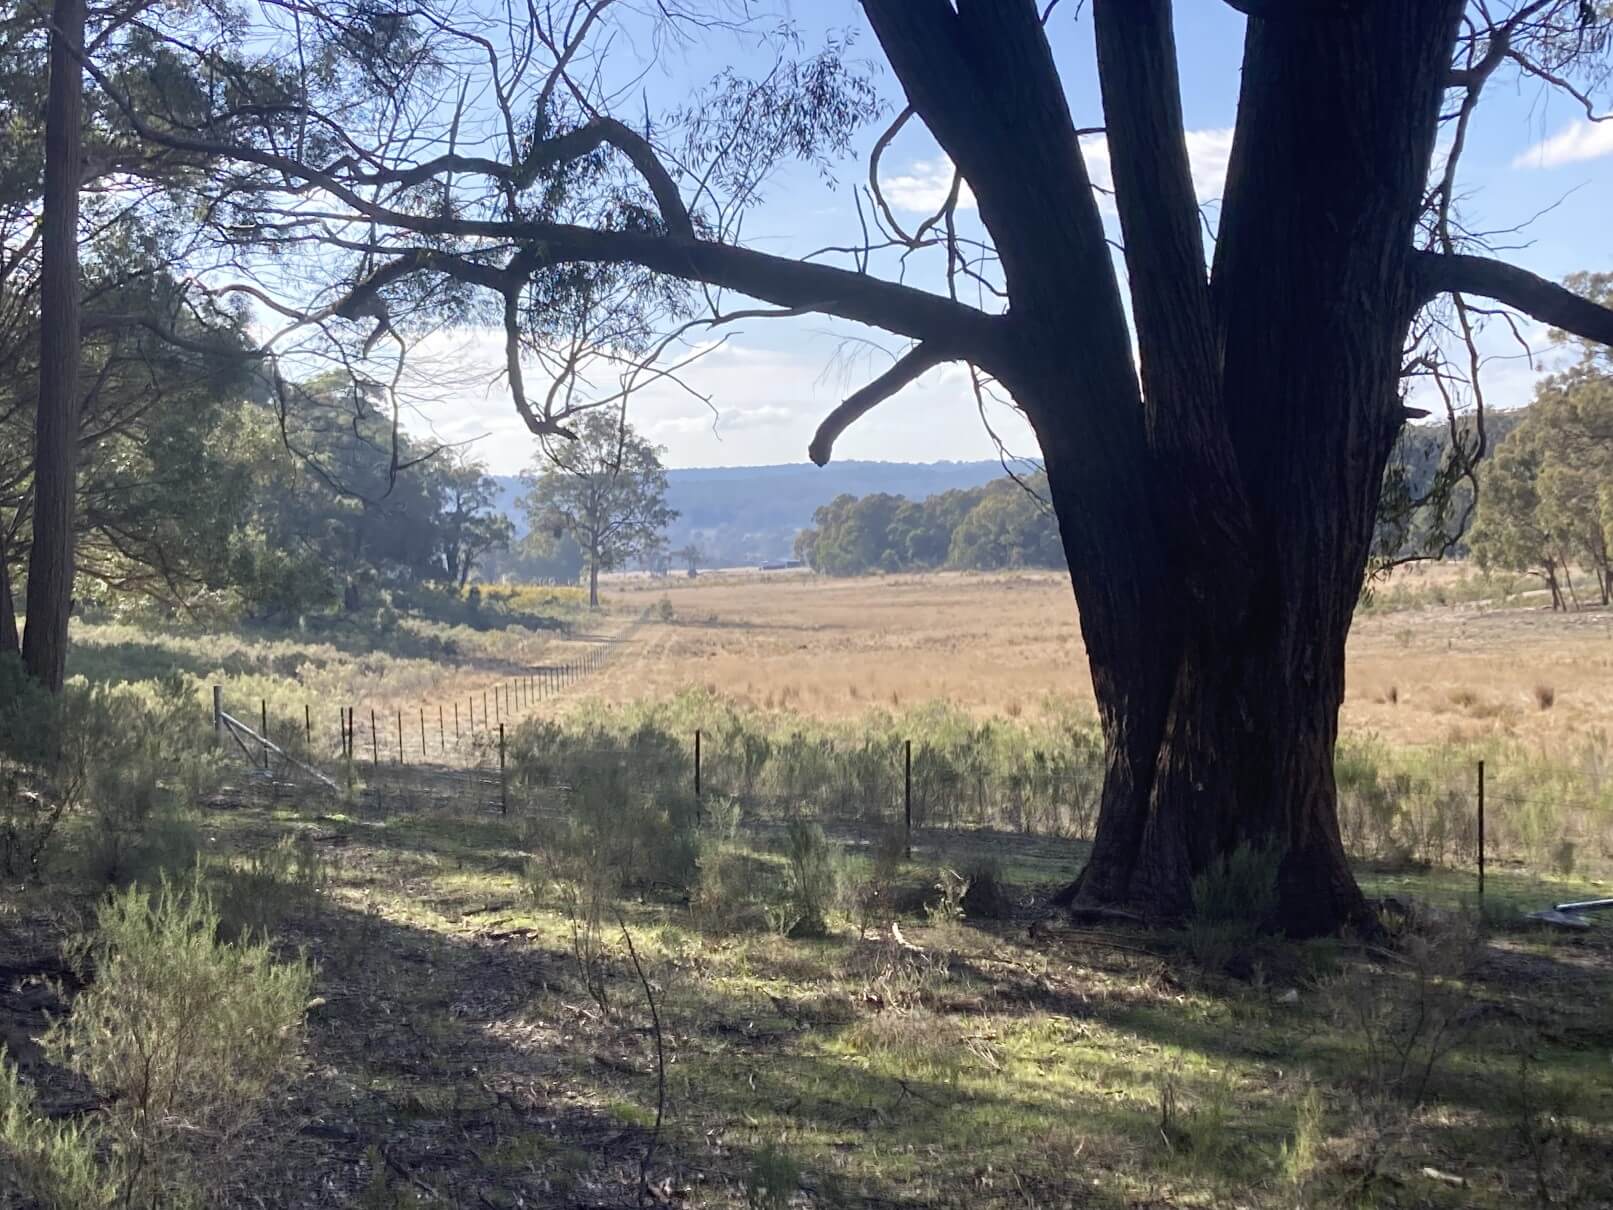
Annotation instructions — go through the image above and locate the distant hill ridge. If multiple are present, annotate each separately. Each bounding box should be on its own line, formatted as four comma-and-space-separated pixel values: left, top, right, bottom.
493, 458, 1029, 564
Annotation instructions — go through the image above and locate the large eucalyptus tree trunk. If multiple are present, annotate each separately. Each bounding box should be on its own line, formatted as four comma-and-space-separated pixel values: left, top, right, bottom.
21, 0, 86, 692
865, 0, 1464, 934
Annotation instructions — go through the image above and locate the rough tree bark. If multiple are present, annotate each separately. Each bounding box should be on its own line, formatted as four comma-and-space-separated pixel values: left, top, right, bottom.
865, 0, 1467, 934
20, 0, 86, 692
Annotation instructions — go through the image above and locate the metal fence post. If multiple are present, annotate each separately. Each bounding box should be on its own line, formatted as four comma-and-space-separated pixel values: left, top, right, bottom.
261, 700, 269, 769
694, 729, 702, 799
439, 704, 445, 752
304, 703, 311, 749
455, 700, 460, 739
397, 709, 405, 765
370, 709, 378, 767
420, 707, 426, 758
212, 685, 222, 743
499, 722, 508, 816
905, 739, 913, 860
495, 686, 501, 725
1477, 758, 1486, 906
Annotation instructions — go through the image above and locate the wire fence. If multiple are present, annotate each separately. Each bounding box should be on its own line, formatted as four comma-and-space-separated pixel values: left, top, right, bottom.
207, 647, 1613, 895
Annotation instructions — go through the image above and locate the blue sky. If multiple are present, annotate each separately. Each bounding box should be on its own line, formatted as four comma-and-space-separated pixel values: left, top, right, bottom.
404, 2, 1613, 474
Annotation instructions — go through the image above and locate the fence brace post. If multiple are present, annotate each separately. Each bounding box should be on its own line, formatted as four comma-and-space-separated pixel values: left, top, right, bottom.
212, 685, 223, 744
261, 700, 270, 769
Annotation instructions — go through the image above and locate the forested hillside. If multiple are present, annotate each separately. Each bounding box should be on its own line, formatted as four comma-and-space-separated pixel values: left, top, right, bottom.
492, 460, 1013, 566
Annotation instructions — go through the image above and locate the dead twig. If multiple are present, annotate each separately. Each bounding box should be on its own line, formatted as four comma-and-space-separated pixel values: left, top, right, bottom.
618, 913, 666, 1206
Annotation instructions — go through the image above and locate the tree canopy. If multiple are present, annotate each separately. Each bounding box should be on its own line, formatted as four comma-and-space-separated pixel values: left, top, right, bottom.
1471, 282, 1613, 609
519, 412, 676, 607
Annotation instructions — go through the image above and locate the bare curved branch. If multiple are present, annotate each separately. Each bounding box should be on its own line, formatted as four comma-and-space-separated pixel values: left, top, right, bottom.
808, 341, 948, 466
1417, 252, 1613, 349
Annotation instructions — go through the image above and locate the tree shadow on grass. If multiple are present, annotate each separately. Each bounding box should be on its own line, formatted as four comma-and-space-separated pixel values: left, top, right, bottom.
103, 782, 1610, 1210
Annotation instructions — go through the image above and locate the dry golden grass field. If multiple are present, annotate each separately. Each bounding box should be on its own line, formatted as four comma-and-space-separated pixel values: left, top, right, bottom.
598, 564, 1613, 750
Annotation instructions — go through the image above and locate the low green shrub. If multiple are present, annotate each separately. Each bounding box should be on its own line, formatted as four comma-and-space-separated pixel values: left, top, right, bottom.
0, 654, 78, 879
745, 1143, 801, 1210
1, 874, 312, 1208
215, 833, 330, 942
0, 1054, 111, 1210
1185, 841, 1282, 969
783, 819, 842, 938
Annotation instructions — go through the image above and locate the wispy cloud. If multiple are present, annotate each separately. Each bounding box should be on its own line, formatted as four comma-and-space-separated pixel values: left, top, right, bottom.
881, 128, 1235, 216
1513, 119, 1613, 168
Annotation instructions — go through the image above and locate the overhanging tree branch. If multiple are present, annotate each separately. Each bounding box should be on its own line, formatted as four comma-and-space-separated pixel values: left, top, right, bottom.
1417, 251, 1613, 347
1219, 0, 1356, 16
808, 341, 947, 466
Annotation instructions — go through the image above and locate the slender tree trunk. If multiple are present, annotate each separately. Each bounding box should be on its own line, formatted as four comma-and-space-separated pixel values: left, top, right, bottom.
0, 545, 18, 655
588, 544, 600, 608
20, 0, 86, 692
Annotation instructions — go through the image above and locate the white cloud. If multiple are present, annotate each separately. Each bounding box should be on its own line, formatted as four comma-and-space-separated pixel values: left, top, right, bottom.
1183, 128, 1236, 202
881, 128, 1234, 217
1513, 119, 1613, 168
880, 158, 977, 213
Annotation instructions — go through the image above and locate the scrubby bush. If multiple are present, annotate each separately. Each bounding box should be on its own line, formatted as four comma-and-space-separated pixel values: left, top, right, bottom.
1185, 841, 1281, 970
783, 820, 842, 938
508, 689, 1109, 836
690, 798, 774, 933
215, 833, 331, 942
1319, 915, 1485, 1182
745, 1144, 801, 1210
0, 655, 80, 879
0, 1055, 111, 1210
848, 823, 908, 938
1, 661, 221, 883
0, 875, 312, 1208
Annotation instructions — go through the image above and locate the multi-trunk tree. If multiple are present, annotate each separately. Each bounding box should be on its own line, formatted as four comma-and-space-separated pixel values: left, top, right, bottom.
106, 0, 1613, 932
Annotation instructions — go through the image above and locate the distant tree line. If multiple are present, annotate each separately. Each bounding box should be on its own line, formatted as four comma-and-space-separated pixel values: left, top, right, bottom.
209, 377, 514, 621
793, 474, 1064, 576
